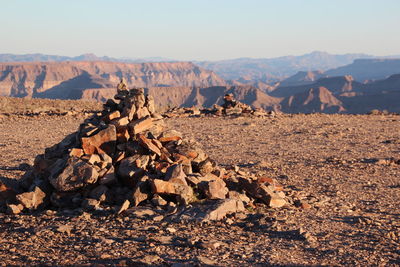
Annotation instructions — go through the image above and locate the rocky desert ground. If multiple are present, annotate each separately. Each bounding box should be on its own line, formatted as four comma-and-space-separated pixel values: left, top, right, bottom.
0, 98, 399, 266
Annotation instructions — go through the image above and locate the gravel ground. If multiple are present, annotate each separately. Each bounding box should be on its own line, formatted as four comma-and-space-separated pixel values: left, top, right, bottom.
0, 113, 399, 266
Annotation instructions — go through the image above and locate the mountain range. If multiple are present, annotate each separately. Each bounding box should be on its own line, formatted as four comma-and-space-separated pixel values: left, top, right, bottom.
0, 53, 175, 64
0, 52, 399, 114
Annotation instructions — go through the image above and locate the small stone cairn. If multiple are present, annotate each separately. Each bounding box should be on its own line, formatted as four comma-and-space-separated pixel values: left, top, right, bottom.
164, 93, 274, 118
1, 87, 287, 221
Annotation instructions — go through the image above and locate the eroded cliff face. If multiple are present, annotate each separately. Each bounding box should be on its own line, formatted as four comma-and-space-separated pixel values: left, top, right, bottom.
0, 61, 226, 98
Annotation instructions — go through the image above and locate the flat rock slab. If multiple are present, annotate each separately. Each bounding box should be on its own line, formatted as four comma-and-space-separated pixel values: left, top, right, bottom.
172, 198, 245, 222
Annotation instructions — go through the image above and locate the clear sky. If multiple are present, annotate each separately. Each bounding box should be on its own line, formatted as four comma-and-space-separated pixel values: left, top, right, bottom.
1, 0, 399, 60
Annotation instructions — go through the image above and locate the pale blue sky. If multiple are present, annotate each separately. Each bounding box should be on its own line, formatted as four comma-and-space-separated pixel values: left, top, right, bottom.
1, 0, 399, 60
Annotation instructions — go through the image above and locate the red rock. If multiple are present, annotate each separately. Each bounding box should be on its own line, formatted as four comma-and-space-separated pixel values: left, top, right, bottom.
116, 126, 130, 143
87, 154, 102, 165
151, 179, 194, 205
16, 186, 47, 210
202, 179, 228, 200
155, 162, 170, 173
131, 176, 151, 206
173, 153, 190, 164
137, 135, 161, 156
7, 204, 23, 214
186, 151, 198, 159
136, 107, 151, 119
103, 110, 120, 122
159, 136, 181, 143
151, 179, 176, 194
81, 125, 117, 156
165, 164, 187, 185
112, 116, 130, 127
257, 176, 284, 191
128, 118, 153, 135
69, 148, 84, 158
268, 194, 287, 208
49, 157, 99, 192
151, 139, 163, 150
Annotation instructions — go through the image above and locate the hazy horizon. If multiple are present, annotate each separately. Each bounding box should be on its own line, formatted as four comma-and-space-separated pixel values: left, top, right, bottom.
1, 0, 399, 61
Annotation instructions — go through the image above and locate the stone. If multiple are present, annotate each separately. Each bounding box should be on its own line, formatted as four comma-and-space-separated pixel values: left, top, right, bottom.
177, 199, 245, 222
136, 107, 151, 119
131, 176, 151, 206
237, 176, 286, 207
159, 130, 183, 139
87, 154, 102, 165
7, 203, 24, 214
257, 176, 284, 191
228, 191, 251, 204
197, 159, 215, 175
151, 179, 194, 205
151, 194, 168, 206
225, 107, 243, 115
159, 136, 181, 143
268, 194, 287, 208
137, 135, 161, 156
49, 157, 99, 192
103, 110, 120, 122
146, 95, 156, 114
112, 116, 130, 127
199, 178, 228, 200
118, 200, 130, 214
133, 93, 146, 109
69, 148, 84, 158
81, 125, 117, 156
164, 164, 187, 185
147, 119, 165, 136
128, 118, 153, 135
16, 186, 47, 210
122, 105, 137, 121
117, 156, 147, 187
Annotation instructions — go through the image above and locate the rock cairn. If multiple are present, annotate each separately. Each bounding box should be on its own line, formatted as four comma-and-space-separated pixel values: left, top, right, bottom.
164, 94, 274, 118
1, 88, 287, 221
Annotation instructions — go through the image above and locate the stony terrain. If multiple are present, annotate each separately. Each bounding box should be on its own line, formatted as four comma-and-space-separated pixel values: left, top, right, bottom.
0, 108, 399, 266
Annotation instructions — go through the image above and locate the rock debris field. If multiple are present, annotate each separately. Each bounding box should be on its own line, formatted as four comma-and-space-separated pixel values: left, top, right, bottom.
0, 94, 399, 266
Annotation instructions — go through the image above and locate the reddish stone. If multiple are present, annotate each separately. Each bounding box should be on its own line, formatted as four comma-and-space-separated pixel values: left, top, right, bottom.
103, 110, 120, 122
81, 125, 117, 156
112, 116, 130, 127
155, 162, 170, 173
151, 179, 194, 205
151, 139, 163, 150
159, 136, 181, 143
116, 126, 130, 143
137, 135, 161, 156
136, 107, 151, 119
186, 151, 198, 159
257, 176, 284, 191
128, 118, 153, 135
69, 148, 84, 158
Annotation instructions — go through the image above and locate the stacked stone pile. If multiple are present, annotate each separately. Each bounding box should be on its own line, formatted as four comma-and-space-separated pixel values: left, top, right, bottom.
164, 95, 274, 118
0, 88, 287, 220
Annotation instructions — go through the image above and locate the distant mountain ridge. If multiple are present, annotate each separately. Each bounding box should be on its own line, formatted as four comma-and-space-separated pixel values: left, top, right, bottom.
1, 53, 400, 114
0, 53, 176, 63
196, 51, 375, 81
0, 61, 225, 98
